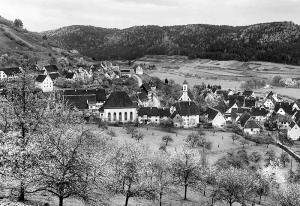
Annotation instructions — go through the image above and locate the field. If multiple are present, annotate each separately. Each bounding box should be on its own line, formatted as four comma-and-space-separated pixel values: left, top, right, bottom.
139, 55, 300, 98
254, 87, 300, 100
4, 124, 297, 206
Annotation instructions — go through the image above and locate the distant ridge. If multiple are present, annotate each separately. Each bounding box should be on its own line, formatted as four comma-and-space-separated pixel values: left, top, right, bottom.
43, 21, 300, 65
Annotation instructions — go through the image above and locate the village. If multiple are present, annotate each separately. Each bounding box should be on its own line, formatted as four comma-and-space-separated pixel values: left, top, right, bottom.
1, 60, 299, 143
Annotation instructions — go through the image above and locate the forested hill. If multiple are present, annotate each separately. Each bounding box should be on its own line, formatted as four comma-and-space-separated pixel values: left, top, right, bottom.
43, 21, 300, 64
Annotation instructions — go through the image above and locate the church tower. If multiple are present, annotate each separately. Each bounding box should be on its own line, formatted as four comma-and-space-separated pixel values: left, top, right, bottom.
179, 80, 190, 102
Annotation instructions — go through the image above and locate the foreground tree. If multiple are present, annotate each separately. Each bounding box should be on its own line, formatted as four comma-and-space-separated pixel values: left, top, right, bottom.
280, 152, 290, 167
107, 144, 156, 206
231, 133, 240, 144
170, 146, 203, 200
212, 167, 258, 206
0, 68, 49, 201
14, 18, 23, 27
272, 183, 300, 206
162, 135, 173, 146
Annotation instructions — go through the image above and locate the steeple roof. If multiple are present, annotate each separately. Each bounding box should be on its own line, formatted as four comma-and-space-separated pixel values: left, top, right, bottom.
183, 80, 188, 84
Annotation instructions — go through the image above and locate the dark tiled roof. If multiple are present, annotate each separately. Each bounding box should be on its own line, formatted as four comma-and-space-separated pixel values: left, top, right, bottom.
101, 91, 134, 108
44, 65, 58, 73
242, 90, 253, 96
205, 107, 219, 120
244, 120, 261, 129
64, 95, 94, 110
138, 107, 170, 117
289, 121, 300, 129
267, 91, 274, 99
251, 107, 268, 116
294, 111, 300, 122
213, 101, 228, 114
35, 75, 47, 83
274, 102, 293, 113
232, 107, 251, 114
170, 101, 199, 118
240, 112, 251, 127
0, 67, 22, 76
245, 99, 256, 108
179, 89, 194, 101
66, 72, 75, 79
183, 80, 188, 84
229, 95, 245, 107
141, 83, 151, 91
63, 89, 106, 101
49, 72, 60, 80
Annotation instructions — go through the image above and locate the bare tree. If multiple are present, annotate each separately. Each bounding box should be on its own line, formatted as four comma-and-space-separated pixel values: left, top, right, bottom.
231, 133, 240, 144
134, 132, 144, 142
162, 135, 173, 146
239, 139, 250, 148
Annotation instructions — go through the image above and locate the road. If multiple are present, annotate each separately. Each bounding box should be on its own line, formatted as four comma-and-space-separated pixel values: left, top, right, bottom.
133, 74, 142, 87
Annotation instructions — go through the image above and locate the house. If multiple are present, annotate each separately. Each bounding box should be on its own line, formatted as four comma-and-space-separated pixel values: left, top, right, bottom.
263, 98, 275, 110
243, 90, 256, 98
205, 107, 226, 128
239, 112, 252, 127
137, 92, 149, 107
0, 67, 22, 81
170, 101, 200, 128
244, 120, 261, 135
292, 100, 300, 111
274, 102, 294, 116
138, 107, 170, 124
63, 89, 106, 114
140, 81, 156, 96
43, 65, 59, 74
251, 107, 268, 122
120, 68, 133, 78
287, 121, 300, 140
65, 72, 77, 80
269, 113, 292, 130
134, 65, 143, 75
228, 95, 245, 108
35, 75, 53, 92
178, 80, 194, 102
99, 91, 137, 122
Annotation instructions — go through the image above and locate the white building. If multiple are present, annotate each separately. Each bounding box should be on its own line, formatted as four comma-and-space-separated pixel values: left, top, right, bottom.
288, 121, 300, 140
0, 67, 22, 81
138, 107, 170, 124
99, 91, 137, 122
178, 80, 194, 102
205, 107, 226, 128
243, 120, 261, 135
35, 75, 53, 92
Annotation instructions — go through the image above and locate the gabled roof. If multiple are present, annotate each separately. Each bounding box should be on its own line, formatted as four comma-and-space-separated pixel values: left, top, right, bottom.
170, 101, 199, 118
49, 72, 60, 80
294, 111, 300, 122
266, 91, 274, 99
0, 67, 22, 76
63, 89, 106, 102
251, 107, 268, 117
240, 112, 251, 127
229, 95, 245, 107
244, 120, 261, 129
141, 83, 151, 91
64, 95, 94, 110
138, 107, 170, 117
101, 91, 134, 109
44, 65, 58, 73
231, 107, 251, 114
205, 107, 220, 120
179, 89, 194, 101
274, 102, 293, 113
289, 121, 300, 129
183, 80, 188, 84
213, 101, 228, 114
35, 75, 47, 83
66, 72, 75, 79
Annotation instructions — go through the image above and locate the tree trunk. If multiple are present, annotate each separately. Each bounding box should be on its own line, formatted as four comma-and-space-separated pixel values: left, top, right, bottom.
184, 184, 188, 200
159, 192, 162, 206
59, 196, 64, 206
259, 194, 262, 204
125, 194, 130, 206
18, 182, 25, 201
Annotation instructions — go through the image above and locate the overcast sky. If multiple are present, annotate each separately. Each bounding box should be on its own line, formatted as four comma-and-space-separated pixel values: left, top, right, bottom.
0, 0, 299, 32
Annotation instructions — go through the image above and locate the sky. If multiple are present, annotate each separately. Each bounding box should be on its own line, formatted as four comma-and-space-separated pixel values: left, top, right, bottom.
0, 0, 299, 32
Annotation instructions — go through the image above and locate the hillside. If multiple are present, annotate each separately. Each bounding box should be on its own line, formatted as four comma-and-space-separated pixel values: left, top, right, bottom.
43, 21, 300, 64
0, 15, 84, 68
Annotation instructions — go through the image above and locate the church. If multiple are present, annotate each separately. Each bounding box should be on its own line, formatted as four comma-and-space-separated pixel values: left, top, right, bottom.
170, 80, 200, 128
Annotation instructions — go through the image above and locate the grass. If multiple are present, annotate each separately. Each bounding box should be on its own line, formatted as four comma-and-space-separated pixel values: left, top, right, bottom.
4, 124, 296, 206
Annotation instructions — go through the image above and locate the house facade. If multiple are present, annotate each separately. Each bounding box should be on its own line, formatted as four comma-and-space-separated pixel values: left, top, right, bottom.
138, 107, 170, 124
35, 75, 53, 92
99, 91, 137, 122
205, 107, 226, 128
0, 67, 22, 81
243, 120, 261, 135
288, 122, 300, 140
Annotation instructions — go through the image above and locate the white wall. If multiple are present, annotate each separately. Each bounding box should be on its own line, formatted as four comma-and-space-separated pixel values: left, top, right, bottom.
288, 125, 300, 140
212, 112, 226, 127
104, 108, 137, 123
244, 128, 260, 135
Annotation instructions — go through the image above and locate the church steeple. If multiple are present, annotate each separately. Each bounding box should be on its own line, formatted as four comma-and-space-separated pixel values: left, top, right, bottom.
183, 80, 188, 92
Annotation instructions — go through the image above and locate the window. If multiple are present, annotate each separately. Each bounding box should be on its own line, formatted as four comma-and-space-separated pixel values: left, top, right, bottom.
119, 112, 122, 121
113, 112, 116, 121
108, 113, 111, 121
125, 112, 127, 121
130, 112, 133, 121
